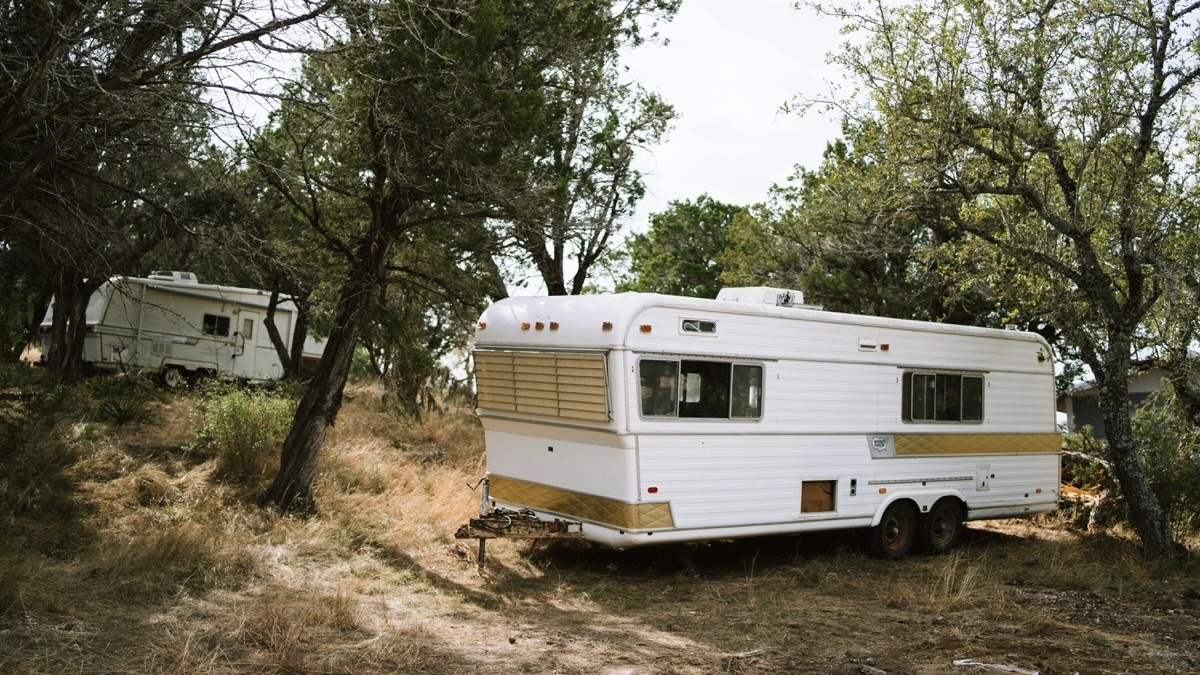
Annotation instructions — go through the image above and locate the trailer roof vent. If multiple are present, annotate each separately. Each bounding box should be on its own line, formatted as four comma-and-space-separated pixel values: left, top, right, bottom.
148, 271, 199, 283
716, 286, 805, 307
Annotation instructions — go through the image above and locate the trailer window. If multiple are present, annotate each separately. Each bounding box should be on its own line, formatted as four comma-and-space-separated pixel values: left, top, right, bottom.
203, 313, 230, 337
639, 359, 763, 420
640, 359, 679, 417
731, 364, 763, 418
902, 372, 984, 423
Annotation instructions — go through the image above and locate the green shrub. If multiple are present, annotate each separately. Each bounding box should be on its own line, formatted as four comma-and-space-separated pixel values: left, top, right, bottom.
1063, 395, 1200, 536
191, 384, 296, 482
1131, 390, 1200, 534
0, 361, 31, 389
82, 375, 158, 426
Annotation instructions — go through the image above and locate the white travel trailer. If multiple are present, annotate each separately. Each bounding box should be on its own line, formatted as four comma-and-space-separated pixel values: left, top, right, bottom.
40, 272, 323, 385
467, 287, 1061, 558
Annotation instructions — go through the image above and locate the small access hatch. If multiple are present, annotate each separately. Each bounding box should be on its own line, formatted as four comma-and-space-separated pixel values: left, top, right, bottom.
801, 480, 837, 513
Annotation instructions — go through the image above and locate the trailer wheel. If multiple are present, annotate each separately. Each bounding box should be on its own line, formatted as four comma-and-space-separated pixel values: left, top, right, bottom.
162, 366, 187, 388
919, 498, 963, 555
865, 501, 916, 559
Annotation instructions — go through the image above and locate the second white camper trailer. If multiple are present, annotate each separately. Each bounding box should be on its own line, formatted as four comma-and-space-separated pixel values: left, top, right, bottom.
41, 272, 323, 385
466, 287, 1061, 558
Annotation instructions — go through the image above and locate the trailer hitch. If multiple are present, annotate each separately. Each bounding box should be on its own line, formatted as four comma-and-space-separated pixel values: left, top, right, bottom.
455, 477, 583, 571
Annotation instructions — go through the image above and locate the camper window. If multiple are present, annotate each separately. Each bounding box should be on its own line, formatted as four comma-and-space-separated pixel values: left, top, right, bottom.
731, 364, 763, 418
640, 359, 679, 417
202, 313, 231, 337
681, 319, 717, 334
639, 358, 763, 420
902, 372, 984, 423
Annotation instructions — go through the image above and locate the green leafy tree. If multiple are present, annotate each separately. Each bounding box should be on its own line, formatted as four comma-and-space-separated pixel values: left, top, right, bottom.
722, 121, 997, 325
254, 0, 670, 512
503, 2, 679, 296
619, 194, 744, 298
815, 0, 1200, 557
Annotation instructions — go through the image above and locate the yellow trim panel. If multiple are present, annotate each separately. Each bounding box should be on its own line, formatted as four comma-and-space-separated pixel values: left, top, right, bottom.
489, 475, 674, 530
894, 433, 1061, 456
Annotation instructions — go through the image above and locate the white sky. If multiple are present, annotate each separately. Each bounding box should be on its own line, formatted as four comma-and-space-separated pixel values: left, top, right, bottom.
621, 0, 846, 228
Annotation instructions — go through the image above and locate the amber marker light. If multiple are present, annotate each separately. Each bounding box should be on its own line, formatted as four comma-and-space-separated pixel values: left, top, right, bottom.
878, 487, 887, 494
521, 322, 531, 330
477, 322, 486, 329
535, 322, 545, 330
880, 344, 890, 351
602, 322, 613, 331
550, 322, 559, 330
1036, 488, 1043, 494
639, 324, 652, 333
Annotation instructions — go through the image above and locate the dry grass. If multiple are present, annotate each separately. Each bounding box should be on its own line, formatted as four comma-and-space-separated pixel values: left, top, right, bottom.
2, 377, 1199, 675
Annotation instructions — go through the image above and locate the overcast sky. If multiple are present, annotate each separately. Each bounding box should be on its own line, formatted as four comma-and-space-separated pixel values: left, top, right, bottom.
622, 0, 846, 228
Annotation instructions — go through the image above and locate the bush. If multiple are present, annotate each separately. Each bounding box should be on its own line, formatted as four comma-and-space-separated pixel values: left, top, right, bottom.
1131, 390, 1200, 534
191, 383, 296, 482
0, 361, 31, 389
1062, 395, 1200, 536
82, 375, 158, 426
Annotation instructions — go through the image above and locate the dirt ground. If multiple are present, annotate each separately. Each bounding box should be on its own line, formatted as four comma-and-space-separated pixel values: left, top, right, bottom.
5, 520, 1197, 674
1, 389, 1197, 674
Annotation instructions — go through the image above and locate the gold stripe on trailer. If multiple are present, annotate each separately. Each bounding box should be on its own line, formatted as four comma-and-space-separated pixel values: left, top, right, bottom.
893, 433, 1061, 456
488, 475, 674, 530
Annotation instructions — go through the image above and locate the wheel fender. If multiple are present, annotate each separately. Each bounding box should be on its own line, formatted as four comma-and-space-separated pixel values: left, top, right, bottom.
870, 490, 967, 526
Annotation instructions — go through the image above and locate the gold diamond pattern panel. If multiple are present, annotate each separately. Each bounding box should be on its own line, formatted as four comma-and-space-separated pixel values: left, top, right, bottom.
489, 475, 674, 530
475, 350, 609, 422
894, 433, 1061, 456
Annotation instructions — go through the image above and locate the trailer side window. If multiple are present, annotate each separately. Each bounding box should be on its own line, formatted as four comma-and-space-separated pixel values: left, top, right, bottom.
203, 313, 230, 337
640, 358, 763, 420
731, 364, 763, 418
902, 372, 984, 423
640, 359, 679, 417
679, 360, 731, 418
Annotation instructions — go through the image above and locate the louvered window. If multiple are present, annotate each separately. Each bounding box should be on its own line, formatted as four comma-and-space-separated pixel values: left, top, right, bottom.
474, 350, 609, 421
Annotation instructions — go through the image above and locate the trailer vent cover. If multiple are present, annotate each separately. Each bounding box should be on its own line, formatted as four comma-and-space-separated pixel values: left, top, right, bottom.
474, 350, 610, 422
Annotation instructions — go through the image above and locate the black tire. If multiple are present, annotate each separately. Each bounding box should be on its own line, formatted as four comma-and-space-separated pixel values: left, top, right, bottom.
865, 501, 917, 560
161, 366, 187, 388
919, 498, 964, 555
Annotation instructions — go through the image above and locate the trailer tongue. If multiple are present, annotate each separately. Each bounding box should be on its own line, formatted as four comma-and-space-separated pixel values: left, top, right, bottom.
454, 480, 582, 571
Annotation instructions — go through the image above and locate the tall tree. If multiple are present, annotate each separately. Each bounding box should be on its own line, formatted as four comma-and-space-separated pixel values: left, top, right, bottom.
502, 2, 678, 296
619, 194, 743, 298
256, 0, 671, 512
721, 120, 995, 325
816, 0, 1200, 557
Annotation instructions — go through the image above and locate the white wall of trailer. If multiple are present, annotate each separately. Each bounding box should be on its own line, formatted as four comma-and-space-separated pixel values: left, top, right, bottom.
473, 292, 1060, 549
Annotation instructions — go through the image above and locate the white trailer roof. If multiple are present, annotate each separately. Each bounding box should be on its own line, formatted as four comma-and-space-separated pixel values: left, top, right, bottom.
473, 291, 1051, 352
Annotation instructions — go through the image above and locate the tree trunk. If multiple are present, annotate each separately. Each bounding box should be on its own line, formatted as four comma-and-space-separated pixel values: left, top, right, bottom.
264, 289, 315, 380
287, 304, 311, 379
1096, 354, 1178, 559
23, 288, 52, 354
263, 236, 389, 513
45, 267, 92, 383
263, 290, 292, 375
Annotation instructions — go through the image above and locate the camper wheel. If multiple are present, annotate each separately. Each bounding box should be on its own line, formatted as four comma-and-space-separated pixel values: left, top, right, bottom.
865, 501, 917, 559
161, 366, 187, 388
919, 498, 964, 555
